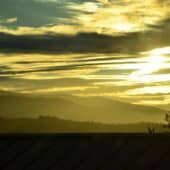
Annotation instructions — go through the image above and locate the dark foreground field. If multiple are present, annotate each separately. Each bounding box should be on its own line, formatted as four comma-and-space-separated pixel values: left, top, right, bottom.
0, 117, 169, 133
0, 134, 170, 170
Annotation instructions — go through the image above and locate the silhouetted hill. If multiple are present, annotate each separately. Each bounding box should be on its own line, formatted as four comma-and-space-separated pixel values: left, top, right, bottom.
0, 91, 165, 124
0, 117, 168, 133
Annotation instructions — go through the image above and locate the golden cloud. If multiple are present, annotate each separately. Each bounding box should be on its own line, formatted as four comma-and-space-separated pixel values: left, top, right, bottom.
0, 0, 169, 36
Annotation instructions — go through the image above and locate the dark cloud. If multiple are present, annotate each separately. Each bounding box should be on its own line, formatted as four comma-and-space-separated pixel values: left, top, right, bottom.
0, 32, 117, 53
13, 56, 134, 65
0, 21, 170, 54
0, 60, 133, 75
0, 65, 10, 71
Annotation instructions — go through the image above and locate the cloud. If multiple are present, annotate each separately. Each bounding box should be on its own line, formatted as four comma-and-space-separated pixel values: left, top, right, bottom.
0, 17, 18, 24
154, 68, 170, 75
72, 0, 170, 34
0, 75, 99, 94
0, 49, 170, 106
125, 86, 170, 95
6, 17, 18, 23
0, 22, 170, 54
0, 0, 169, 36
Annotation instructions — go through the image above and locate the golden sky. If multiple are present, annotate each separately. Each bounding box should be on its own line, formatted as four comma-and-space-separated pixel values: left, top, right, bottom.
0, 0, 170, 122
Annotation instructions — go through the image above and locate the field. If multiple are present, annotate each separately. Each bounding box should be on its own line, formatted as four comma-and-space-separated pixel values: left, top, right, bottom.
0, 134, 170, 170
1, 116, 170, 169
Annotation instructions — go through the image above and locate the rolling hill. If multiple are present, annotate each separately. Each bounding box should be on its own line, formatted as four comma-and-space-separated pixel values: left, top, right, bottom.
0, 90, 165, 124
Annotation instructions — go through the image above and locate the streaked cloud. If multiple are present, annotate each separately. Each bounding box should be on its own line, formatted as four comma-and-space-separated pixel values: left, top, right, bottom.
126, 86, 170, 95
0, 48, 170, 106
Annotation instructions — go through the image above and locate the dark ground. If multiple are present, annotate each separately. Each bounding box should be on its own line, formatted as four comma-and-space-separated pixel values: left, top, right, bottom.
0, 117, 168, 133
0, 134, 170, 170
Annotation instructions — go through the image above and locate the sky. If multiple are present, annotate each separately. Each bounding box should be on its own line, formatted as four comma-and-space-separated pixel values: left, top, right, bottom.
0, 0, 170, 121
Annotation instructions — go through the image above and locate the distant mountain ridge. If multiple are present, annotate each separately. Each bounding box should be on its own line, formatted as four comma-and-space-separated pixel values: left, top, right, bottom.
0, 90, 165, 124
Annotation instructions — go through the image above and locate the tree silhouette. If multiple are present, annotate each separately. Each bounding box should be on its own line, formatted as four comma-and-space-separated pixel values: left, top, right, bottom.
147, 126, 155, 135
165, 112, 170, 128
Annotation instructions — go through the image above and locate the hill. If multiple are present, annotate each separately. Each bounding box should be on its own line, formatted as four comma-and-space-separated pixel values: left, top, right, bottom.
0, 91, 165, 124
0, 116, 169, 133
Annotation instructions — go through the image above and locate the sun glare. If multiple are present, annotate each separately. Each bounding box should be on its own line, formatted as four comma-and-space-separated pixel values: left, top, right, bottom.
113, 23, 134, 32
149, 47, 170, 55
147, 55, 166, 65
130, 49, 168, 83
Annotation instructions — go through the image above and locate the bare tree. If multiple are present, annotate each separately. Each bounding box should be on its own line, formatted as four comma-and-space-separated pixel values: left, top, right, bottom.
147, 126, 155, 135
165, 112, 170, 128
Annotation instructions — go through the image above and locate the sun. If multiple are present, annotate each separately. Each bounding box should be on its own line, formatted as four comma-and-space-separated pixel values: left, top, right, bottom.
147, 55, 166, 66
130, 47, 169, 83
132, 55, 165, 77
